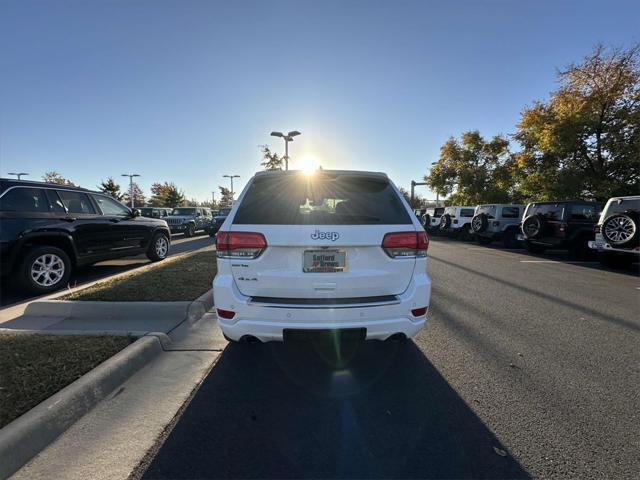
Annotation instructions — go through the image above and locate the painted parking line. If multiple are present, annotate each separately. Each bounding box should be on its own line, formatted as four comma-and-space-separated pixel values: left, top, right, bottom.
520, 260, 599, 264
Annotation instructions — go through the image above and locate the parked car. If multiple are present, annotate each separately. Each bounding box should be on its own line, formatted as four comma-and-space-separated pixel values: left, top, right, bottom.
213, 169, 431, 343
471, 204, 525, 248
519, 200, 602, 257
209, 207, 232, 236
589, 195, 639, 267
421, 207, 444, 233
165, 207, 211, 237
139, 207, 172, 219
438, 206, 475, 239
0, 179, 171, 293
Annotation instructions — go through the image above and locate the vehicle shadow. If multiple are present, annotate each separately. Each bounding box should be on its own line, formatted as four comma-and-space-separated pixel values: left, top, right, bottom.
143, 340, 529, 479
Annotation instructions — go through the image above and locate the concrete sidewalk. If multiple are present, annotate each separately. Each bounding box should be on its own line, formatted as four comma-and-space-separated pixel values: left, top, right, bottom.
11, 312, 226, 480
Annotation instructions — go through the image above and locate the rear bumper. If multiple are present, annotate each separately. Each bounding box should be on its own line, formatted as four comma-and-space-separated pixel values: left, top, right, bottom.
588, 240, 640, 256
213, 272, 431, 342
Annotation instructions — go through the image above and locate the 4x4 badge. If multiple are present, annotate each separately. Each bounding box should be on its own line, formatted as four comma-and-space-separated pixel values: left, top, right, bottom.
311, 230, 340, 241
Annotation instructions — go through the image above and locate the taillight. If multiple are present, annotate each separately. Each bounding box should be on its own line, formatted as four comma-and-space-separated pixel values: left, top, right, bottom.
382, 231, 429, 258
216, 308, 235, 319
559, 223, 566, 234
216, 232, 267, 258
411, 306, 428, 317
594, 224, 601, 233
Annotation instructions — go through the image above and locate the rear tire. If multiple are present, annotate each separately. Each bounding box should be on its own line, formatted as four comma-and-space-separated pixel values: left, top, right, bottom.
184, 223, 195, 238
569, 236, 594, 260
525, 241, 546, 254
147, 232, 170, 261
18, 246, 72, 294
476, 235, 493, 245
502, 229, 519, 249
598, 252, 632, 269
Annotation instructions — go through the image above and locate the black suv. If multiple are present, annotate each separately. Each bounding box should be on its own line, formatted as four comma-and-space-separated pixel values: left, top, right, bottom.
209, 207, 232, 236
520, 200, 603, 257
0, 179, 171, 293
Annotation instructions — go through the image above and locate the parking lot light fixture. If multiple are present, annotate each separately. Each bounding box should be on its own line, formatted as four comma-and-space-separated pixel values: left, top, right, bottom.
8, 172, 29, 180
270, 129, 301, 171
223, 174, 240, 200
121, 173, 141, 208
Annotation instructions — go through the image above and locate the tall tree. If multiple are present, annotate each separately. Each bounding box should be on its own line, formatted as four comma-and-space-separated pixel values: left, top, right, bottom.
97, 177, 123, 200
514, 43, 640, 200
123, 182, 146, 208
218, 186, 234, 207
426, 131, 515, 205
148, 182, 171, 206
164, 184, 186, 208
260, 145, 284, 171
398, 187, 426, 209
42, 171, 75, 186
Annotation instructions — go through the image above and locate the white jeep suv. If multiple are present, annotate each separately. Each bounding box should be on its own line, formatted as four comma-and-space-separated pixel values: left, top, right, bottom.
213, 170, 431, 343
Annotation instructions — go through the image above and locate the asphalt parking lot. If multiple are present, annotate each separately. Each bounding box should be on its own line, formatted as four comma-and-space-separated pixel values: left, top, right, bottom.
0, 234, 214, 308
142, 238, 639, 479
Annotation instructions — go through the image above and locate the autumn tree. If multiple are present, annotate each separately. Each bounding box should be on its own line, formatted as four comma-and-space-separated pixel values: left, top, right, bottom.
218, 186, 234, 207
122, 182, 146, 208
260, 145, 284, 171
514, 44, 640, 200
98, 177, 123, 200
426, 131, 516, 205
43, 171, 75, 186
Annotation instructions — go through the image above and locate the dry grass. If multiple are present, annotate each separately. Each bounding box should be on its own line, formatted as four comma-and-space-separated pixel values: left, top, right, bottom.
61, 250, 217, 302
0, 333, 134, 428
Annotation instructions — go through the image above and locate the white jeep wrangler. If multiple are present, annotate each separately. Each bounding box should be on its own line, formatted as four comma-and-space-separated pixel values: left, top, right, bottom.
438, 206, 475, 240
589, 195, 639, 268
471, 204, 525, 248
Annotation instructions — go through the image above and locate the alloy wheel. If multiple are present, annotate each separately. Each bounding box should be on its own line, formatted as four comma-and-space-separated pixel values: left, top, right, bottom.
604, 216, 635, 244
155, 236, 169, 257
30, 253, 65, 287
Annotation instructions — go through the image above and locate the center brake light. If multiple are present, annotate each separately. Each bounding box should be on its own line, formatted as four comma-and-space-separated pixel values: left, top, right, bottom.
216, 232, 267, 259
382, 231, 429, 258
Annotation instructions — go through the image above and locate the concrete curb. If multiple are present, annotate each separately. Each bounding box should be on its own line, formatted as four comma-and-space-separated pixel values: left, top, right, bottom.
187, 289, 214, 324
0, 335, 164, 479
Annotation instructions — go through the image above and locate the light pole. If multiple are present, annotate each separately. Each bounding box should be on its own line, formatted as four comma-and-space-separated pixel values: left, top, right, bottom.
270, 130, 301, 170
121, 173, 141, 208
223, 175, 240, 202
8, 172, 29, 180
431, 162, 439, 208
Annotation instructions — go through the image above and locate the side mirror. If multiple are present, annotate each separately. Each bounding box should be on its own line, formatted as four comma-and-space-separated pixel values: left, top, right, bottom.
132, 208, 140, 217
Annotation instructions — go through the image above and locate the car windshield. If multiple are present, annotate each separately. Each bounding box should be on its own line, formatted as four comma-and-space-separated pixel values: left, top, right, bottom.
172, 208, 196, 215
233, 174, 411, 225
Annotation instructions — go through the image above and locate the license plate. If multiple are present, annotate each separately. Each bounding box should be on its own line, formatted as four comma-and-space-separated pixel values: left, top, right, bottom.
303, 250, 346, 273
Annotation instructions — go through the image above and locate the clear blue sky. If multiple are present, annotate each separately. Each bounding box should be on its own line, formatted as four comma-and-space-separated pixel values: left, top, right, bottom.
1, 0, 638, 202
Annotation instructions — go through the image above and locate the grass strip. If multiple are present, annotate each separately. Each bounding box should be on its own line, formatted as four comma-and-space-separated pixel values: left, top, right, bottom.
0, 333, 134, 428
61, 250, 217, 302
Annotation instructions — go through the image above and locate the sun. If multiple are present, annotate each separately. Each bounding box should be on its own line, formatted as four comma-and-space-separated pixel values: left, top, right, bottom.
296, 154, 320, 176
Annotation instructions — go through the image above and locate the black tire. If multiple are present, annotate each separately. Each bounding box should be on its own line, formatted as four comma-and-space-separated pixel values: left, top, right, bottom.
522, 214, 546, 240
476, 235, 493, 245
209, 230, 217, 238
422, 213, 431, 230
147, 231, 170, 261
439, 214, 452, 230
598, 252, 633, 269
502, 228, 519, 249
569, 236, 594, 260
471, 213, 488, 233
458, 227, 473, 242
601, 211, 639, 248
184, 223, 195, 238
18, 246, 72, 294
524, 241, 547, 254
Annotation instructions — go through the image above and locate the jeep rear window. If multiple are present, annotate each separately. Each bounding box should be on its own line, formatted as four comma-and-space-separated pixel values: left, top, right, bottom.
233, 174, 412, 225
0, 187, 49, 212
603, 198, 640, 217
501, 206, 521, 218
460, 208, 475, 217
476, 205, 496, 219
527, 204, 564, 220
